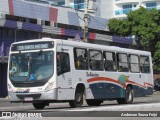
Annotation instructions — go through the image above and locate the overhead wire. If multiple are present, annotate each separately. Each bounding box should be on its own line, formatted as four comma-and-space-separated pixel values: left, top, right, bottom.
74, 0, 85, 22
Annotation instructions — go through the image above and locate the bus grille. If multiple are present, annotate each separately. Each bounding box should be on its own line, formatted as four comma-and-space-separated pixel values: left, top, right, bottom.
12, 82, 46, 87
16, 94, 41, 100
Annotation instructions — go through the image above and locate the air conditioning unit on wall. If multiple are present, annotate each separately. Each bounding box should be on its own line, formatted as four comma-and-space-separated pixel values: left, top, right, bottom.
0, 12, 6, 19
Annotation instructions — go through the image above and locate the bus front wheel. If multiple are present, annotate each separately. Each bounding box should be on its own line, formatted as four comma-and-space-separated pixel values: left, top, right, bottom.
69, 88, 83, 108
32, 102, 46, 109
117, 86, 133, 104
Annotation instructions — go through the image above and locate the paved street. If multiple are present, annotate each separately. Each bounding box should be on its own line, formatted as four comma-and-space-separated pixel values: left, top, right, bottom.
0, 92, 160, 119
0, 91, 160, 111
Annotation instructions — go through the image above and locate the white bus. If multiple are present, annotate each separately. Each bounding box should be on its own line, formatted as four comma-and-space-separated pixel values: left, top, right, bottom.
8, 38, 154, 109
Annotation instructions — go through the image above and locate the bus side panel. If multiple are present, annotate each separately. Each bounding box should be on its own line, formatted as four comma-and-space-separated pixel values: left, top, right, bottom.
86, 72, 127, 100
134, 74, 153, 97
57, 88, 74, 100
85, 88, 94, 99
88, 83, 125, 99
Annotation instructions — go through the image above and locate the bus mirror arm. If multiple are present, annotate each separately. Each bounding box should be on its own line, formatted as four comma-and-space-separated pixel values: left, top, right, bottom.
57, 67, 61, 76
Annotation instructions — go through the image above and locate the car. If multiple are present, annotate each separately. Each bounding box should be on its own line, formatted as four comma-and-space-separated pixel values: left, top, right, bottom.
154, 78, 160, 91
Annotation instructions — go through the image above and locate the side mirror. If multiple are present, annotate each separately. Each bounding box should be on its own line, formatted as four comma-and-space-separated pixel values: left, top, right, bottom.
57, 66, 61, 76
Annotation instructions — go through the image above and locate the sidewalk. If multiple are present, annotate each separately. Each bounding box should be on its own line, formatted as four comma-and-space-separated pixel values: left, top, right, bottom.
0, 96, 9, 101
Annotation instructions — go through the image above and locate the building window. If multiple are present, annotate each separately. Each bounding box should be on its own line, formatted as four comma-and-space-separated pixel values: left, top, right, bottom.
74, 0, 84, 9
122, 4, 132, 14
122, 4, 132, 9
146, 2, 156, 8
74, 0, 84, 4
58, 1, 65, 6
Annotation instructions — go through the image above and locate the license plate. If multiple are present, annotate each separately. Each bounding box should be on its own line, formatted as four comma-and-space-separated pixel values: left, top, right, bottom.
24, 97, 33, 101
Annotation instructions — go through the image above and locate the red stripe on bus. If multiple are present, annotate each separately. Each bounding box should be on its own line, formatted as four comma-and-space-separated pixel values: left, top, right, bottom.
87, 77, 154, 89
127, 81, 154, 89
87, 77, 119, 84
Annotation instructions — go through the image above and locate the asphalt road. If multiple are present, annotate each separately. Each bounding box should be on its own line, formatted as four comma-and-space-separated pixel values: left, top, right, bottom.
0, 91, 160, 119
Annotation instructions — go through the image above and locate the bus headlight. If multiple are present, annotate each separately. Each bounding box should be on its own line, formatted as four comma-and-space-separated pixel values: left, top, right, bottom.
8, 84, 14, 92
44, 83, 53, 91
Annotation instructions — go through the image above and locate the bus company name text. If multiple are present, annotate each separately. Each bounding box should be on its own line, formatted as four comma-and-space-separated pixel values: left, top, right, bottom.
86, 72, 99, 77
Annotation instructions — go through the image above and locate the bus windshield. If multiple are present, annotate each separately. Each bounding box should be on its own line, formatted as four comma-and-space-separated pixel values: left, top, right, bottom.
9, 51, 54, 82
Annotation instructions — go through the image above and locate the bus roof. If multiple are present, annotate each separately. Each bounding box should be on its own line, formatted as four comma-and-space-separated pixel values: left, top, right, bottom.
11, 38, 151, 56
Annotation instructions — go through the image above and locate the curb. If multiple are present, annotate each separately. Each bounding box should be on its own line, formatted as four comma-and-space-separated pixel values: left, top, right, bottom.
0, 96, 9, 101
70, 103, 160, 111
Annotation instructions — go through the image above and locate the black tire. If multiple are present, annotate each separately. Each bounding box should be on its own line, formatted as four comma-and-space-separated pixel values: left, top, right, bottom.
69, 88, 84, 108
86, 100, 102, 106
117, 86, 133, 104
32, 102, 46, 109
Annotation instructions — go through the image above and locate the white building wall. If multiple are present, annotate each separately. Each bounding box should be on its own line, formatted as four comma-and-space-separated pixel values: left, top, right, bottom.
96, 0, 160, 19
101, 0, 114, 19
0, 0, 9, 14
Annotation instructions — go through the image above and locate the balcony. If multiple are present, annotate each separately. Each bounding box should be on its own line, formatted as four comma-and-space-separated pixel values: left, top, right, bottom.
74, 3, 85, 9
115, 6, 160, 16
146, 6, 160, 10
141, 0, 158, 2
115, 8, 137, 15
115, 0, 139, 5
69, 3, 84, 9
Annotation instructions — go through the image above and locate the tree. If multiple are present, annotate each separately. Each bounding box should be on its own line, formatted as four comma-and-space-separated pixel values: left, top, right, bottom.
108, 7, 160, 70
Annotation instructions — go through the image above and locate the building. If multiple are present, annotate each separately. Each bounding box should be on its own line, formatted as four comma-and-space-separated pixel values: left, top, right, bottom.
24, 0, 88, 10
0, 0, 134, 97
95, 0, 160, 19
24, 0, 160, 19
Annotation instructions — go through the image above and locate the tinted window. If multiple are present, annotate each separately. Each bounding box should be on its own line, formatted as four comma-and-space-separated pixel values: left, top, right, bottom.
129, 55, 140, 73
140, 56, 150, 73
103, 52, 116, 71
89, 50, 103, 71
74, 48, 88, 70
117, 53, 128, 72
57, 52, 70, 75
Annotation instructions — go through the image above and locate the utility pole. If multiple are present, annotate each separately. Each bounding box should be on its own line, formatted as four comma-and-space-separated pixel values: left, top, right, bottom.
83, 0, 89, 42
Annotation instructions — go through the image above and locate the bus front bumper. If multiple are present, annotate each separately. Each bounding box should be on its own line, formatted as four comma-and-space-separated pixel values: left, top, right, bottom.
8, 89, 58, 103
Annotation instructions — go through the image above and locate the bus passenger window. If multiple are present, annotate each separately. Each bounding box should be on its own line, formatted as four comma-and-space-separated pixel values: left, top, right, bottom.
117, 53, 128, 72
129, 55, 140, 73
74, 48, 88, 70
89, 50, 103, 71
103, 52, 116, 71
140, 56, 150, 73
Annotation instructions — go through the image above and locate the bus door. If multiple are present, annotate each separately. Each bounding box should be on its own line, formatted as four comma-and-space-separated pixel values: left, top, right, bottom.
57, 52, 73, 100
139, 56, 153, 96
128, 55, 143, 97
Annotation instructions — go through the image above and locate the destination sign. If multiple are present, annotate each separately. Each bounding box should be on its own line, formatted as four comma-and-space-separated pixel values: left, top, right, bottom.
11, 41, 54, 51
